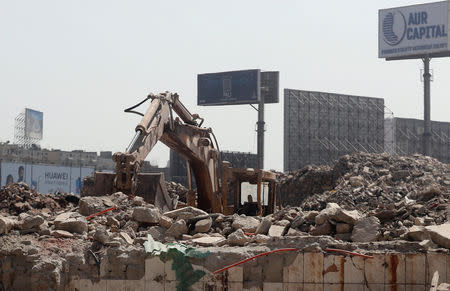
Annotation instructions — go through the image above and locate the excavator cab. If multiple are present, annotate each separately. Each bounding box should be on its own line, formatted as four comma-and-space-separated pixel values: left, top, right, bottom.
220, 162, 279, 216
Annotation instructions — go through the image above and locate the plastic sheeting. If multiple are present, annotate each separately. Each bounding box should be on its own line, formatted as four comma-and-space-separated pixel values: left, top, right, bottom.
144, 234, 210, 291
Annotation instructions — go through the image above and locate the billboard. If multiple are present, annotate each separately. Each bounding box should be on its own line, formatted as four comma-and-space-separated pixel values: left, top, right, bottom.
379, 1, 450, 59
197, 69, 261, 106
0, 162, 94, 195
25, 108, 43, 139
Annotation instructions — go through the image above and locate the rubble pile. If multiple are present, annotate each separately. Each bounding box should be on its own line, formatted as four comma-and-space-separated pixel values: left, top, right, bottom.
0, 183, 79, 216
279, 152, 450, 242
0, 152, 450, 289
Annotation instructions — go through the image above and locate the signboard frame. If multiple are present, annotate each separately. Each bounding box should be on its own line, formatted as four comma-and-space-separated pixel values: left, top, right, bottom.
378, 1, 450, 60
25, 108, 43, 140
197, 69, 261, 106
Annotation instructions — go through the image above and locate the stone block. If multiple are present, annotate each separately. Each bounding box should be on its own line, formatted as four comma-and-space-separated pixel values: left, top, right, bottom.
426, 253, 446, 285
323, 283, 345, 291
323, 255, 345, 284
404, 285, 425, 291
363, 284, 384, 291
227, 282, 244, 291
386, 253, 406, 285
144, 256, 164, 283
164, 280, 177, 291
283, 283, 304, 291
303, 283, 323, 291
364, 254, 385, 284
146, 280, 164, 291
263, 282, 283, 291
73, 279, 107, 291
304, 252, 323, 283
123, 278, 146, 291
242, 281, 262, 290
344, 256, 364, 284
385, 284, 406, 291
106, 279, 124, 291
343, 284, 364, 291
405, 253, 425, 285
165, 259, 176, 281
226, 266, 243, 282
283, 253, 303, 283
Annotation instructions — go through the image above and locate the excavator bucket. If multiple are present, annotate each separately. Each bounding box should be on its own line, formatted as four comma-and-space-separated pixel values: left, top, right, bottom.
82, 172, 177, 212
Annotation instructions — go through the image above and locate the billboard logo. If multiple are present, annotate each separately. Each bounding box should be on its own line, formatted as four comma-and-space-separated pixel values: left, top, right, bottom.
222, 76, 232, 98
383, 11, 406, 46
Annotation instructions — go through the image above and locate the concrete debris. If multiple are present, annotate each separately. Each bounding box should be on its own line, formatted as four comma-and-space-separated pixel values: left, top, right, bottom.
194, 218, 212, 233
132, 206, 161, 224
0, 152, 448, 290
227, 229, 249, 246
268, 225, 285, 237
191, 236, 226, 247
51, 229, 74, 238
280, 152, 449, 242
255, 216, 272, 235
426, 223, 450, 249
158, 215, 173, 229
166, 219, 188, 239
54, 212, 87, 234
351, 216, 380, 242
406, 225, 430, 241
78, 196, 115, 216
231, 216, 260, 232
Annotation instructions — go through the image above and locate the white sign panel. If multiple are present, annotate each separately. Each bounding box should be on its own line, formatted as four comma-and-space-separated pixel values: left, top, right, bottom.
379, 1, 450, 58
25, 108, 43, 139
1, 162, 27, 186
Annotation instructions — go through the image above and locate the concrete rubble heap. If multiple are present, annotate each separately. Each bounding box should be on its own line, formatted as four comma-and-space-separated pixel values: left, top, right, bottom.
0, 152, 449, 290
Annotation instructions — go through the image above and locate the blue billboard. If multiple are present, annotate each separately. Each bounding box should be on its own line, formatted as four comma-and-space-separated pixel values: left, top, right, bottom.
197, 69, 261, 106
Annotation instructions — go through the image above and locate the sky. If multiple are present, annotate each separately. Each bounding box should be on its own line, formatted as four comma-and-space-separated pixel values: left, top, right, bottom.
0, 0, 449, 171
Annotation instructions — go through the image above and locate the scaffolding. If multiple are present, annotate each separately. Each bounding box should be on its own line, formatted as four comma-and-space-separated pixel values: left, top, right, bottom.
284, 89, 390, 171
386, 117, 450, 163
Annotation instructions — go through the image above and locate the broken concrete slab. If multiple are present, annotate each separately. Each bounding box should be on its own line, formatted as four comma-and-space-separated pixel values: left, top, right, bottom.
158, 215, 173, 229
351, 216, 380, 242
268, 225, 285, 237
78, 196, 115, 216
20, 215, 44, 230
255, 216, 272, 235
166, 219, 188, 239
227, 229, 249, 246
426, 224, 450, 249
0, 216, 17, 234
315, 203, 340, 225
407, 225, 430, 241
163, 206, 207, 220
232, 216, 260, 233
192, 236, 226, 247
194, 218, 212, 233
54, 212, 88, 234
51, 230, 74, 238
132, 206, 160, 224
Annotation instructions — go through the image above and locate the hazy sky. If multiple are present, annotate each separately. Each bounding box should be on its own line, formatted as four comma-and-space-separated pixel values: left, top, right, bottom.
0, 0, 449, 171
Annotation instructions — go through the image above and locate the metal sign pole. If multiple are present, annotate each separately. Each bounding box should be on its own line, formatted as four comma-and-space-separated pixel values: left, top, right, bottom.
423, 55, 431, 156
257, 94, 265, 169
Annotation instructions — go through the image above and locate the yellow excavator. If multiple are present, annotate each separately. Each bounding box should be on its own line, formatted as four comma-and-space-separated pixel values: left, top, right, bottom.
82, 92, 279, 215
